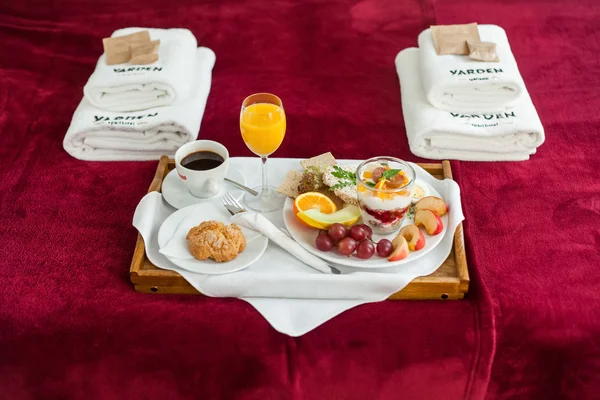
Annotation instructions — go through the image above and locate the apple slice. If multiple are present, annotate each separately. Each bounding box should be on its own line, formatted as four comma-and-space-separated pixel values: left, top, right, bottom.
388, 235, 409, 261
400, 224, 426, 251
415, 196, 448, 217
414, 209, 443, 236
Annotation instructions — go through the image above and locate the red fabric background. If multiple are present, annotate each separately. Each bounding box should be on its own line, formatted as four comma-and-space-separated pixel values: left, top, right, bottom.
1, 0, 599, 398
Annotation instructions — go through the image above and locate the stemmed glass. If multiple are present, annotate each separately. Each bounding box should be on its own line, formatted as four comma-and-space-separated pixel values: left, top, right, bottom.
240, 93, 287, 212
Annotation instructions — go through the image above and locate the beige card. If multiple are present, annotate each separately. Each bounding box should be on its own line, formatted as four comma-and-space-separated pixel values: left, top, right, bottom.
130, 40, 161, 65
130, 40, 160, 55
431, 23, 480, 55
468, 40, 500, 62
130, 53, 159, 65
102, 31, 151, 65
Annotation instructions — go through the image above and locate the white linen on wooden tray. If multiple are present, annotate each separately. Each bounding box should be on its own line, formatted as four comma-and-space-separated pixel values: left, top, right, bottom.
132, 158, 464, 336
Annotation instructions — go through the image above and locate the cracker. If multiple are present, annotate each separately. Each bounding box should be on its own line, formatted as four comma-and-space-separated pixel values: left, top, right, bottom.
300, 152, 336, 170
277, 170, 303, 198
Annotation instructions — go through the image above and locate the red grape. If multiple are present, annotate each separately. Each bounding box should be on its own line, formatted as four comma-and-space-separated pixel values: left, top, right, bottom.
360, 224, 373, 240
349, 225, 366, 241
357, 240, 375, 259
315, 233, 334, 251
328, 223, 347, 241
386, 173, 406, 188
372, 167, 386, 183
376, 239, 393, 257
337, 237, 357, 256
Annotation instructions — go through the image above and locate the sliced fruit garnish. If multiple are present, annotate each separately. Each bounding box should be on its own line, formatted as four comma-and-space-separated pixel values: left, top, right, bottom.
414, 209, 443, 236
294, 192, 337, 215
386, 171, 407, 188
296, 205, 361, 230
400, 224, 426, 251
414, 196, 448, 216
374, 179, 387, 190
371, 167, 386, 183
388, 235, 409, 261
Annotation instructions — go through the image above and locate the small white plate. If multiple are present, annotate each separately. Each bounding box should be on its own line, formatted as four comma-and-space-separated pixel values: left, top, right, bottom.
158, 202, 269, 275
282, 180, 447, 268
162, 168, 247, 210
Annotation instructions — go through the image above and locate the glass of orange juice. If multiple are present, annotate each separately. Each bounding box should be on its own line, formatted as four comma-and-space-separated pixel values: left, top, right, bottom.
240, 93, 287, 212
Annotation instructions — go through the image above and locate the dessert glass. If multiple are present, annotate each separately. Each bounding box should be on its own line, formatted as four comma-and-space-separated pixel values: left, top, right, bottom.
356, 156, 415, 234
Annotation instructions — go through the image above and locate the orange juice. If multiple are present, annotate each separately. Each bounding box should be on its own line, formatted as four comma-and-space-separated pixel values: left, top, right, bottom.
240, 103, 286, 156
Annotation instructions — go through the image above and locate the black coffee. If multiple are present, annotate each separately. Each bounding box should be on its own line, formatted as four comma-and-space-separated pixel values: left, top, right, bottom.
181, 151, 224, 171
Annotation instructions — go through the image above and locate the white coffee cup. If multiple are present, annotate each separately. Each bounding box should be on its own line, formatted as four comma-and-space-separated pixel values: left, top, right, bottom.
175, 140, 229, 198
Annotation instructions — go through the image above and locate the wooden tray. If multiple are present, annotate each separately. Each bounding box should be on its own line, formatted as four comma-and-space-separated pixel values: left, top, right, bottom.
130, 157, 469, 300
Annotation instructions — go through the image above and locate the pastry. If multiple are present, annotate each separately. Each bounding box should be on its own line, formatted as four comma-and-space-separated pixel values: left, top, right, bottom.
186, 221, 246, 262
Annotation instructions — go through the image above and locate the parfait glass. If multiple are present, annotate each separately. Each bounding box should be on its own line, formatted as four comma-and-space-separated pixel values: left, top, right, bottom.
355, 156, 415, 234
240, 93, 287, 212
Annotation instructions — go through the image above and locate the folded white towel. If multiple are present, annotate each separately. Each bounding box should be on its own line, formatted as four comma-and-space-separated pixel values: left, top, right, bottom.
83, 28, 197, 112
64, 47, 215, 161
397, 48, 544, 161
418, 24, 525, 113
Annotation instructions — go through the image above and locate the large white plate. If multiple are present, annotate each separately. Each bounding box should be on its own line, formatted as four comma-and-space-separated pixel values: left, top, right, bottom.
282, 179, 447, 268
162, 168, 246, 210
158, 202, 268, 274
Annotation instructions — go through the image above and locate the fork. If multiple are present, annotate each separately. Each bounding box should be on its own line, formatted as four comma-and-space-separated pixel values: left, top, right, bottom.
220, 193, 340, 274
220, 192, 248, 216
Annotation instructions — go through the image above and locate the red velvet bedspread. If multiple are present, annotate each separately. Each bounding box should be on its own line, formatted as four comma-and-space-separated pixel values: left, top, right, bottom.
1, 0, 599, 398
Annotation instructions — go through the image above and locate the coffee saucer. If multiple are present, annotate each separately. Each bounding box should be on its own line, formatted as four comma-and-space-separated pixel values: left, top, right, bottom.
162, 168, 247, 210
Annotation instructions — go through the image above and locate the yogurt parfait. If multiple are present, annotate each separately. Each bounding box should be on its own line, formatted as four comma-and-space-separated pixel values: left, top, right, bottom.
356, 157, 415, 234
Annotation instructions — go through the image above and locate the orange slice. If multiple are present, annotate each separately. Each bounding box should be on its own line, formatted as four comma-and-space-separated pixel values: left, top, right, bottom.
374, 179, 396, 200
374, 179, 387, 190
294, 192, 337, 215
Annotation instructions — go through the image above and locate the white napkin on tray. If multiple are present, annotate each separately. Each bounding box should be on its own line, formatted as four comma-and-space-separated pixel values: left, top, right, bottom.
232, 212, 333, 274
132, 158, 464, 336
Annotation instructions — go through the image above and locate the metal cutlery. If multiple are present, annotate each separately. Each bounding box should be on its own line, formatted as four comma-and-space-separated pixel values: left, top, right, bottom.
220, 193, 340, 274
225, 178, 258, 196
220, 192, 248, 216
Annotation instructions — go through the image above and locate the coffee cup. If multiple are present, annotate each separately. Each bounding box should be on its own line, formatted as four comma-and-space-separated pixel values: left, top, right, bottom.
175, 140, 229, 198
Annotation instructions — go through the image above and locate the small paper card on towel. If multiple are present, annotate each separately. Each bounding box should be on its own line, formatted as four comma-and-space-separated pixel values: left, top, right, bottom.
431, 23, 480, 55
130, 40, 161, 65
102, 30, 151, 65
467, 40, 499, 62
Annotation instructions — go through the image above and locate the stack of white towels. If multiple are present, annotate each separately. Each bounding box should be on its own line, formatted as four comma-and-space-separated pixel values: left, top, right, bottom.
63, 28, 216, 161
396, 25, 545, 161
